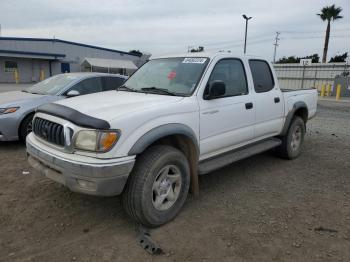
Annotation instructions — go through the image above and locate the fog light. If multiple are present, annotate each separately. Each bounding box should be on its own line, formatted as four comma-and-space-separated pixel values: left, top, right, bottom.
76, 179, 97, 191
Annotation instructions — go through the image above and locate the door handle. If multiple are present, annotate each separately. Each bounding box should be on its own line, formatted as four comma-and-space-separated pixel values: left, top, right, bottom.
274, 97, 280, 103
245, 102, 253, 110
202, 110, 219, 115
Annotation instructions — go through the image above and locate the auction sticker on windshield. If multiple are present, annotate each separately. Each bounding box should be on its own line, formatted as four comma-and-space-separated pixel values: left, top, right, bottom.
182, 58, 207, 64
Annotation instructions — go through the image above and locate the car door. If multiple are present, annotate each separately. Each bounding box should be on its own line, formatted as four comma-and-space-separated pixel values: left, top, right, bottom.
67, 77, 103, 95
248, 60, 284, 139
199, 58, 255, 159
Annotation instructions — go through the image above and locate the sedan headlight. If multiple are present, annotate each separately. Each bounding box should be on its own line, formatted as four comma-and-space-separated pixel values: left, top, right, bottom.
74, 130, 120, 152
0, 107, 20, 114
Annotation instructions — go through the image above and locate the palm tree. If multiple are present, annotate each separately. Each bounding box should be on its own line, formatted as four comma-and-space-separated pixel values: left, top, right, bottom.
317, 4, 343, 63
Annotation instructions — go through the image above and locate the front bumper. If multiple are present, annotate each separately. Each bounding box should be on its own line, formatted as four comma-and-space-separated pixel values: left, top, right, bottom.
0, 114, 20, 141
26, 137, 135, 196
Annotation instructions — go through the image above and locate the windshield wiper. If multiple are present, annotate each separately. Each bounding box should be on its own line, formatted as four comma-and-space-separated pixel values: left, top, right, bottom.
141, 87, 177, 96
117, 85, 139, 93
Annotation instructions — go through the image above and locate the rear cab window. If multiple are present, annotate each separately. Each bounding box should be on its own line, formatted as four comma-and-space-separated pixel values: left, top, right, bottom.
248, 60, 275, 93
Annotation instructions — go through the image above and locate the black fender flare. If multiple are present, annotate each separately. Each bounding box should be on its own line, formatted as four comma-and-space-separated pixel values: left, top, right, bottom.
280, 101, 308, 136
128, 123, 199, 155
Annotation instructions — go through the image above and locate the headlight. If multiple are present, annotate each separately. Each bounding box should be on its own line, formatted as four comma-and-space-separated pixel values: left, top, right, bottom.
74, 130, 120, 152
0, 107, 20, 114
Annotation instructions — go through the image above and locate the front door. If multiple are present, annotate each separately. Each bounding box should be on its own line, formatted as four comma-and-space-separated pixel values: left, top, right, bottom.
199, 58, 255, 160
61, 63, 70, 73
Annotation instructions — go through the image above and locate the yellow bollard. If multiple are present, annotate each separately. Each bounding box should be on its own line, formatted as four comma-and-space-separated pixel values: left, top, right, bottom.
327, 84, 332, 97
320, 84, 326, 97
40, 69, 45, 81
14, 69, 19, 84
336, 84, 341, 101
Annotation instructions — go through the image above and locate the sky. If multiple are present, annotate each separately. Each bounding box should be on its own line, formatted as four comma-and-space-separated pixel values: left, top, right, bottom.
0, 0, 349, 61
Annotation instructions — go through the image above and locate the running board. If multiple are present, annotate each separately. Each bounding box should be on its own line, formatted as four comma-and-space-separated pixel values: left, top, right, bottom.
198, 138, 282, 175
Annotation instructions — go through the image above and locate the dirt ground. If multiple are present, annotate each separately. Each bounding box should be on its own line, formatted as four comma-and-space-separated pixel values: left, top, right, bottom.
1, 100, 350, 262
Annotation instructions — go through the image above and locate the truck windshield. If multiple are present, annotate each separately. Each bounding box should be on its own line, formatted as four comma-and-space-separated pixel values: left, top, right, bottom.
25, 74, 80, 95
123, 57, 209, 96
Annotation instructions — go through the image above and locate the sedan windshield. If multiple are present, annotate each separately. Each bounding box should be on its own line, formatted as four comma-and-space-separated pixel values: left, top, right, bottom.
25, 74, 80, 95
123, 57, 209, 96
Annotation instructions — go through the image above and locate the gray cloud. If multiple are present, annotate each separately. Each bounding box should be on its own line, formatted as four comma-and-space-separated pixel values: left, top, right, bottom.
1, 0, 349, 60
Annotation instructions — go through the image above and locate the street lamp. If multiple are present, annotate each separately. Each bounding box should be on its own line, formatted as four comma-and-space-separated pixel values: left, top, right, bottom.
242, 14, 252, 54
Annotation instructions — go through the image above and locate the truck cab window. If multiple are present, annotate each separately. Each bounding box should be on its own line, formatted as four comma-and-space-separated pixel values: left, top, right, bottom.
207, 59, 248, 97
249, 60, 275, 93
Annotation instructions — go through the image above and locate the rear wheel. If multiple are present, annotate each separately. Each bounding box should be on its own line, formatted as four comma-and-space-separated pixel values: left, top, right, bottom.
276, 116, 305, 159
122, 145, 190, 227
19, 114, 34, 141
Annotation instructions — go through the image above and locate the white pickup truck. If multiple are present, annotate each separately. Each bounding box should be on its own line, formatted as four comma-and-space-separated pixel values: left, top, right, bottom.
27, 52, 317, 227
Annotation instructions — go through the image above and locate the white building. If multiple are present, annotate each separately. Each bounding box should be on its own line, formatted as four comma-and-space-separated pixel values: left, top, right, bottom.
0, 37, 150, 83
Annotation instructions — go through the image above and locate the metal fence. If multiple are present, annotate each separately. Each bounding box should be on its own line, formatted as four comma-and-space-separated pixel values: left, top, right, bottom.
273, 63, 350, 93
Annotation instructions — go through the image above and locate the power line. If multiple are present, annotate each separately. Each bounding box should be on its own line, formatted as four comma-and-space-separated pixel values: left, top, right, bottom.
280, 28, 350, 34
205, 38, 274, 52
273, 32, 281, 63
281, 35, 350, 40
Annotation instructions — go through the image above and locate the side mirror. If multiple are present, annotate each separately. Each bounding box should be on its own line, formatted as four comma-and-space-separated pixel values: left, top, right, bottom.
66, 90, 80, 97
205, 80, 226, 100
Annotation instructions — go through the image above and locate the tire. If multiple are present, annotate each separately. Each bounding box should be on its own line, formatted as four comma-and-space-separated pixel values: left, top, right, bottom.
276, 116, 305, 159
19, 114, 34, 142
122, 145, 190, 227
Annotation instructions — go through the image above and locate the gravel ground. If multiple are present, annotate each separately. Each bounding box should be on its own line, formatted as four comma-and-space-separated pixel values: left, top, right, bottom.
0, 100, 349, 262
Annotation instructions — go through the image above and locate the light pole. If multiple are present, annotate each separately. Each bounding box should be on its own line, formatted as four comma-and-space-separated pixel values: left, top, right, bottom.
242, 14, 252, 54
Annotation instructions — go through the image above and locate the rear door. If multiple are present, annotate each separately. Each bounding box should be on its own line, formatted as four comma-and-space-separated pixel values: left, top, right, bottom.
248, 60, 283, 138
61, 63, 70, 73
199, 58, 255, 159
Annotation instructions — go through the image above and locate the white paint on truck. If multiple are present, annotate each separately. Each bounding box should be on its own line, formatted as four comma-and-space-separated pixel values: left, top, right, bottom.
26, 52, 318, 227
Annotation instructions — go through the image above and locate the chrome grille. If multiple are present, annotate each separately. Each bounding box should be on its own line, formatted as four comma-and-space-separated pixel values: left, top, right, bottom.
33, 117, 65, 146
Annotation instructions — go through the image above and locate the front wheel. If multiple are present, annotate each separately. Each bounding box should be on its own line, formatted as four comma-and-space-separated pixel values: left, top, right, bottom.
122, 145, 190, 227
19, 114, 34, 141
276, 116, 305, 159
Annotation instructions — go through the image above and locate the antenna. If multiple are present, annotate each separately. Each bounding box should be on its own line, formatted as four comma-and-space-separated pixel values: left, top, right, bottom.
273, 32, 281, 63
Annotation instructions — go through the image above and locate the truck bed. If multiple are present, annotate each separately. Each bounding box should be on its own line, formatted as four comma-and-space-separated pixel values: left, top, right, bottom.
281, 88, 318, 120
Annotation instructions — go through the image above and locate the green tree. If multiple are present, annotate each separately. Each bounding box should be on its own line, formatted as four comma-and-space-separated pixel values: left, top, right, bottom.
276, 56, 299, 63
276, 54, 319, 64
302, 54, 320, 63
317, 4, 343, 63
329, 52, 348, 62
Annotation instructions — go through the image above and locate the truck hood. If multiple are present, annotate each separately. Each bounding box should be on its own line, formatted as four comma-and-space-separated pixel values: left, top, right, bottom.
55, 91, 184, 122
0, 91, 46, 107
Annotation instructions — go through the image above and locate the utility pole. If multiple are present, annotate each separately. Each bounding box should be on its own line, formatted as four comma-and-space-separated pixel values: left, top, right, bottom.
242, 15, 252, 54
273, 32, 281, 63
0, 24, 2, 37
